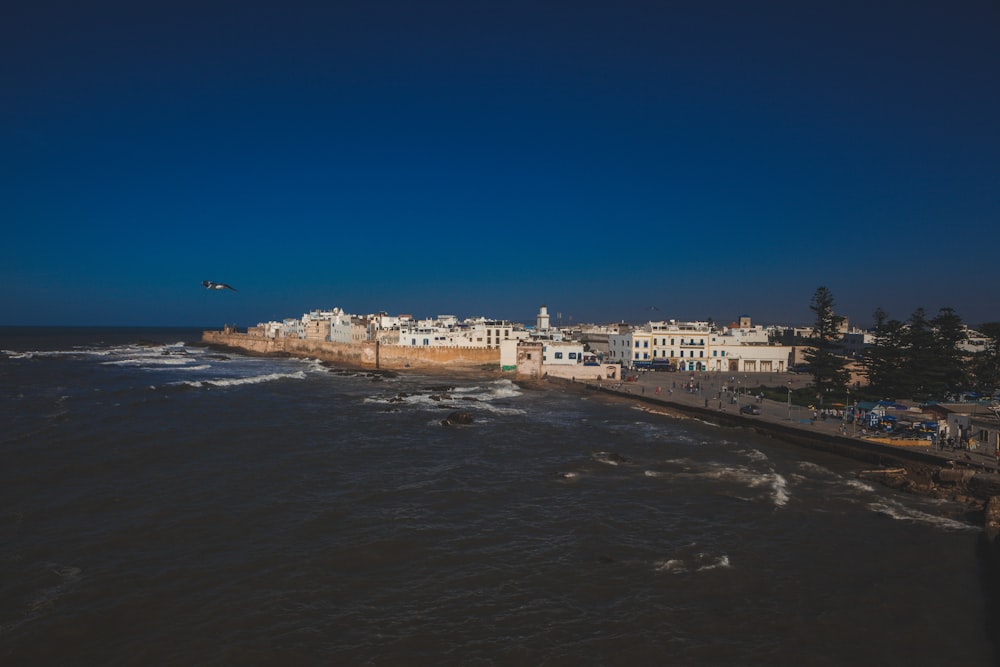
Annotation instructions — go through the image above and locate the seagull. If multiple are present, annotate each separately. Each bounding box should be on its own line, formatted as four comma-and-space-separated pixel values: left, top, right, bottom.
202, 280, 237, 291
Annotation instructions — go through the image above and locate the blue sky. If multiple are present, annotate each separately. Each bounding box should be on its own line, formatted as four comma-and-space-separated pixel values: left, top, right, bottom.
3, 0, 998, 328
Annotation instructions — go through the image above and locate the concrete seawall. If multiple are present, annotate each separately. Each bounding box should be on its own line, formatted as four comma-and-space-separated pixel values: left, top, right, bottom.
201, 331, 499, 370
556, 377, 1000, 502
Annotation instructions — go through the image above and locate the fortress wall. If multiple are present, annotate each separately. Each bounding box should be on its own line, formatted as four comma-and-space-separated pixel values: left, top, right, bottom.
201, 331, 498, 369
377, 344, 499, 369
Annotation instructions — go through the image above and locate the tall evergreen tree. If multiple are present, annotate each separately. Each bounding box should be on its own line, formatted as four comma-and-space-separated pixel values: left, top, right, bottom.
903, 308, 937, 400
927, 307, 967, 397
802, 287, 849, 397
862, 307, 908, 397
970, 322, 1000, 395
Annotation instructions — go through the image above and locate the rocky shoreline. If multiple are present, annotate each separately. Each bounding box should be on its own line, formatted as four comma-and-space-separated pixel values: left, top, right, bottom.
530, 375, 1000, 521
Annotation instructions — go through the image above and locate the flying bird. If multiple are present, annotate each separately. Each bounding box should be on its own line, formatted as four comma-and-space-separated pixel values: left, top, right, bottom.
202, 280, 237, 291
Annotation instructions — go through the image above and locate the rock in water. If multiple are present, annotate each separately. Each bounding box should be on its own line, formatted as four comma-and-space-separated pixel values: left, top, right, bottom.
986, 496, 1000, 542
442, 411, 474, 426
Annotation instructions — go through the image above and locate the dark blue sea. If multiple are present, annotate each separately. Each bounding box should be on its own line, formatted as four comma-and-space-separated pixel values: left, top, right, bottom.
1, 327, 995, 665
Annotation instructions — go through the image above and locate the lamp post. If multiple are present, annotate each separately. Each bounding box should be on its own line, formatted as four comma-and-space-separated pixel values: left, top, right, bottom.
787, 382, 792, 421
845, 387, 850, 429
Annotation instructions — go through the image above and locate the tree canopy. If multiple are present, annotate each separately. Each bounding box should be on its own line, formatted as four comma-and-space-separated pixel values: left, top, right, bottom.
802, 287, 850, 397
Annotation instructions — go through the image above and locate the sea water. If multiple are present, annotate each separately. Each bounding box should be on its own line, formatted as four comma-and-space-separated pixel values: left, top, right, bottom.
0, 327, 995, 665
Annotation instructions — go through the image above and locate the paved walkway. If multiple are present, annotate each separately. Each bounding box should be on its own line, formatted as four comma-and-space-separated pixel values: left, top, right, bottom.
583, 370, 1000, 475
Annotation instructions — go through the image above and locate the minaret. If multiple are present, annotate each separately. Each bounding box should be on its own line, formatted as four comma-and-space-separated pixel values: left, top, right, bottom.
536, 305, 550, 331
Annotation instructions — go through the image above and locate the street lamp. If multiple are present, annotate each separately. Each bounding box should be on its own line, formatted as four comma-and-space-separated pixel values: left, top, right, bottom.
845, 387, 850, 429
787, 382, 792, 421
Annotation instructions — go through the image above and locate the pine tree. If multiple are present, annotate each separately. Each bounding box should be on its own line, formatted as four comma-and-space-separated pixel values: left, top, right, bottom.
802, 287, 849, 398
970, 322, 1000, 394
903, 308, 937, 400
862, 307, 908, 397
927, 307, 967, 397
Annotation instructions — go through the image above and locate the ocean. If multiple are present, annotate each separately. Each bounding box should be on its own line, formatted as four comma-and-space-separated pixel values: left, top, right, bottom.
1, 327, 996, 666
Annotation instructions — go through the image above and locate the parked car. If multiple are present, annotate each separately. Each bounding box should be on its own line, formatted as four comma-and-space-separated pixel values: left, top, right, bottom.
740, 404, 761, 415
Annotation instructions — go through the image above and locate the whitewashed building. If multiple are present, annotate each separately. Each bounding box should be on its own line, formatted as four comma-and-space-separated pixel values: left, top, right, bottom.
542, 340, 586, 365
609, 318, 793, 373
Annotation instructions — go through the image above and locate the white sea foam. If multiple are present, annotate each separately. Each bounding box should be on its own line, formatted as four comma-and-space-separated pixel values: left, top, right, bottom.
845, 479, 875, 493
592, 451, 628, 466
102, 356, 195, 366
486, 379, 522, 399
653, 558, 686, 573
654, 553, 731, 574
473, 402, 526, 416
667, 461, 790, 507
173, 371, 307, 388
362, 380, 525, 415
742, 448, 769, 462
696, 554, 731, 571
771, 474, 790, 507
867, 500, 977, 531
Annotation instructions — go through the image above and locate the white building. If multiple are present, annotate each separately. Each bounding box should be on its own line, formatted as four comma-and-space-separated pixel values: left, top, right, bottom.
542, 340, 586, 365
396, 316, 526, 349
609, 318, 793, 373
609, 320, 712, 370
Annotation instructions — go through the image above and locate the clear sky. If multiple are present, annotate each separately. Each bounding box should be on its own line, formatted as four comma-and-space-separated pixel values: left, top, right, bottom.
3, 0, 998, 329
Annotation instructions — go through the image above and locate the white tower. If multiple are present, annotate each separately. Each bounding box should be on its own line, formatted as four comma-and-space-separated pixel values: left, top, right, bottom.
536, 305, 550, 331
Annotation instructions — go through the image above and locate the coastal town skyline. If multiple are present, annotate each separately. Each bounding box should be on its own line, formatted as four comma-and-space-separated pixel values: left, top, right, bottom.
3, 1, 998, 328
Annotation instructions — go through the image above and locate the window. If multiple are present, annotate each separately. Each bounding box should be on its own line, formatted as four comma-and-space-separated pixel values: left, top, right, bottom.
555, 352, 564, 359
643, 341, 649, 348
643, 353, 649, 359
699, 351, 704, 357
713, 351, 717, 357
568, 352, 577, 359
635, 341, 640, 348
634, 353, 640, 360
423, 339, 429, 346
679, 351, 684, 357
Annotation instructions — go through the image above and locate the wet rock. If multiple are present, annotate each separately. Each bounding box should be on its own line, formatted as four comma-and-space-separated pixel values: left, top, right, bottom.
986, 496, 1000, 542
442, 411, 474, 426
937, 468, 976, 484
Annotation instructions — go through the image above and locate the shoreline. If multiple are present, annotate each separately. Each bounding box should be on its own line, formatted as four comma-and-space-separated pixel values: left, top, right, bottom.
204, 336, 1000, 506
546, 374, 1000, 508
201, 338, 1000, 523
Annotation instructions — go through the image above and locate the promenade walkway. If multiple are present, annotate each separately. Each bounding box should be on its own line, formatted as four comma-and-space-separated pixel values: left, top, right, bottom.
582, 370, 1000, 476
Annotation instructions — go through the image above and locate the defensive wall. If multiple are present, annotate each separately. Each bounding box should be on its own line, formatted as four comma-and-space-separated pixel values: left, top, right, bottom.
201, 331, 499, 370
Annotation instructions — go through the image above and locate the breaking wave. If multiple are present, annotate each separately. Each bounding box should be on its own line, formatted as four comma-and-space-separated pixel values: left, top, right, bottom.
172, 371, 308, 388
654, 553, 731, 574
867, 500, 977, 531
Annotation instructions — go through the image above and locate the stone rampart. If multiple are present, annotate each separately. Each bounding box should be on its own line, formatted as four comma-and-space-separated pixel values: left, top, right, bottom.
377, 344, 499, 369
201, 331, 498, 370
